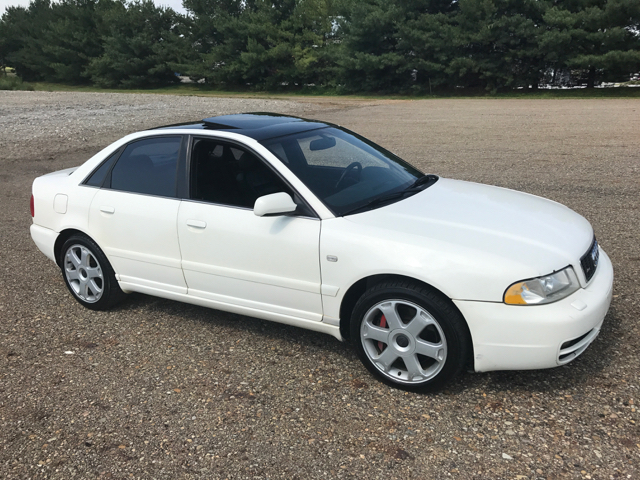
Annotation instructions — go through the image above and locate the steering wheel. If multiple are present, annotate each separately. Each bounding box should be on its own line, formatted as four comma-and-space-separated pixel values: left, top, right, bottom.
335, 162, 362, 191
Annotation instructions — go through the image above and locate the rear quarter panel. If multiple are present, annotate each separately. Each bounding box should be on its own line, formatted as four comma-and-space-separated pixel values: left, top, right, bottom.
32, 166, 98, 259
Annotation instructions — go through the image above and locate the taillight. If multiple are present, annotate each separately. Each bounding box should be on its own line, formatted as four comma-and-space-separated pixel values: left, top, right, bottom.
30, 194, 34, 217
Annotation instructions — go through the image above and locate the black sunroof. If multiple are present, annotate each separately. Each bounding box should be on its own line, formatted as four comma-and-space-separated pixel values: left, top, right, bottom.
204, 112, 331, 140
201, 112, 305, 129
155, 112, 333, 141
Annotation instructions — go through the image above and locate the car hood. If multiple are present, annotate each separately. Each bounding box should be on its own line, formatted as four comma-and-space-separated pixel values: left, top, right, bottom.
345, 178, 593, 285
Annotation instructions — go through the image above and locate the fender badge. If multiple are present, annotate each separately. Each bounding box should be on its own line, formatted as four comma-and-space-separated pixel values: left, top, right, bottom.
326, 255, 338, 262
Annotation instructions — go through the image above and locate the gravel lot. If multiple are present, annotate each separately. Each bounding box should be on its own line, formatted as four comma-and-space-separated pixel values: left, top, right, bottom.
1, 91, 639, 479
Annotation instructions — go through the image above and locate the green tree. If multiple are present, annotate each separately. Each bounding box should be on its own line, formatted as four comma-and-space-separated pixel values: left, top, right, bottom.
0, 5, 30, 75
336, 0, 408, 92
336, 0, 461, 93
2, 0, 640, 92
396, 0, 460, 92
183, 0, 337, 89
1, 0, 55, 81
0, 0, 122, 83
448, 0, 549, 91
179, 0, 243, 82
86, 0, 181, 88
541, 0, 640, 87
42, 0, 120, 83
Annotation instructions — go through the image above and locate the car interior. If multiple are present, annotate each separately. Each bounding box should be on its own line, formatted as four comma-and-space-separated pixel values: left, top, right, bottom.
265, 134, 401, 210
190, 139, 291, 209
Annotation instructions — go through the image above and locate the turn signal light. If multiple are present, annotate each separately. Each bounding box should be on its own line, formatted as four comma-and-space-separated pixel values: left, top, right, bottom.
504, 266, 580, 305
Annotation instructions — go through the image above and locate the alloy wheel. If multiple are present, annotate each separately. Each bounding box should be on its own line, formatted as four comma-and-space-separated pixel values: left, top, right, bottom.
360, 299, 447, 385
63, 244, 104, 303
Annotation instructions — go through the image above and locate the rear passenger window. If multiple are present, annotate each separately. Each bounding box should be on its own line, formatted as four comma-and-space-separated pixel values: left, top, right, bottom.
84, 150, 120, 187
109, 137, 181, 197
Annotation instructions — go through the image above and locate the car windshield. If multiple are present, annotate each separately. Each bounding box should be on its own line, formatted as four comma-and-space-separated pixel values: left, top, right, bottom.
260, 127, 427, 216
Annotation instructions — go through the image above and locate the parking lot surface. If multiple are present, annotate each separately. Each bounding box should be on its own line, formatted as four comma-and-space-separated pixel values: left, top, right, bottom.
1, 92, 638, 479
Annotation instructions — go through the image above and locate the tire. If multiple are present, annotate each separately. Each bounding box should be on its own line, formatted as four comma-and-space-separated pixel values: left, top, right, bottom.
59, 234, 126, 311
350, 280, 471, 392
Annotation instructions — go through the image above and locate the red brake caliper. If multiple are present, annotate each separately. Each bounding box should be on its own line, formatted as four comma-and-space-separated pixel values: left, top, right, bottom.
378, 314, 387, 351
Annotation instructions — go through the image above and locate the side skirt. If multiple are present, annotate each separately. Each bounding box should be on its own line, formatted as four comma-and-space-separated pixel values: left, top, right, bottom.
118, 281, 344, 341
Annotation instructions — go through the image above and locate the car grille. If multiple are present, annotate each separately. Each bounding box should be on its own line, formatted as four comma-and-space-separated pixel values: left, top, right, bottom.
580, 236, 599, 283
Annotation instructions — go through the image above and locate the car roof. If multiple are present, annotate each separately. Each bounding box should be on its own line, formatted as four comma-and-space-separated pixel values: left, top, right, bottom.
153, 112, 333, 141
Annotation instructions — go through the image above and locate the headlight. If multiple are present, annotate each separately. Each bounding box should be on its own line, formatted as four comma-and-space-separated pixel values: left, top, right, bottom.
504, 266, 580, 305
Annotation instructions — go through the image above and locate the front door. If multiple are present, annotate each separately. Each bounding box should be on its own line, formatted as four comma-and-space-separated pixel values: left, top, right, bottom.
177, 137, 323, 321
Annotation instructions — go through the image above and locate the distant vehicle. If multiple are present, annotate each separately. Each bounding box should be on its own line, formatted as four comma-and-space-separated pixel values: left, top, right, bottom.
29, 113, 613, 390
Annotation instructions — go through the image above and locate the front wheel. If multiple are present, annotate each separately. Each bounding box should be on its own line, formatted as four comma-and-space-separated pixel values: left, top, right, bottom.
351, 280, 471, 391
60, 235, 126, 310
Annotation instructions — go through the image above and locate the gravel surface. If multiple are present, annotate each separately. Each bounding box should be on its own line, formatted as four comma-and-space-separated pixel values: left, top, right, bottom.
0, 91, 324, 163
1, 92, 638, 479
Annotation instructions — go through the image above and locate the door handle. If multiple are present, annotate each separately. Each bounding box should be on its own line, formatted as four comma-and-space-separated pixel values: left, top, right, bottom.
186, 219, 207, 229
100, 206, 115, 214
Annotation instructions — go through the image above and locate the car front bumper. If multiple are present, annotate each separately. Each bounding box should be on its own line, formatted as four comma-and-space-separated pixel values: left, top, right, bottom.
454, 248, 614, 373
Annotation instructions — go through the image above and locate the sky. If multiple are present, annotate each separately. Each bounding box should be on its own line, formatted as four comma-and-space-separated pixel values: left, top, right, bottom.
0, 0, 188, 15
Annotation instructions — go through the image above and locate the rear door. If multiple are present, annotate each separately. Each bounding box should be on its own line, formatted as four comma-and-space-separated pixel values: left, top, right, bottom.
88, 135, 187, 294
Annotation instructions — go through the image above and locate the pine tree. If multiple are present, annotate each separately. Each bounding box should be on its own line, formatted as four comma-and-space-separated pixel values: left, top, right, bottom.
336, 0, 408, 92
42, 0, 118, 83
448, 0, 548, 92
183, 0, 337, 89
1, 0, 55, 81
541, 0, 640, 87
86, 0, 181, 88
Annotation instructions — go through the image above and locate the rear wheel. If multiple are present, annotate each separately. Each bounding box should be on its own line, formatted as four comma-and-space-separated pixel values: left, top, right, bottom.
351, 280, 470, 391
60, 235, 125, 310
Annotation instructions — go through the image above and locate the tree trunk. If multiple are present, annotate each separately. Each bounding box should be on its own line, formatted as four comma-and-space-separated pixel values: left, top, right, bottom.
586, 66, 596, 89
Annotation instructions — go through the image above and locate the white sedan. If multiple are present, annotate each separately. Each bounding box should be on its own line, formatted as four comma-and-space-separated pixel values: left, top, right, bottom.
30, 113, 613, 390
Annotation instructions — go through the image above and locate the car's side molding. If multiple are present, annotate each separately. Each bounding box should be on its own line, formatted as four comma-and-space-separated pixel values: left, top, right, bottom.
118, 280, 343, 341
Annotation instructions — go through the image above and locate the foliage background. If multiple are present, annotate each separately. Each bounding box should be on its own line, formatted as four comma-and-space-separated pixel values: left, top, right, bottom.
1, 0, 639, 92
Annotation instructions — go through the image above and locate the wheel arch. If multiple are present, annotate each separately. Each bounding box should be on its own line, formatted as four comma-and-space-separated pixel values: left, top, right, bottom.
55, 228, 127, 309
54, 228, 96, 267
339, 274, 473, 352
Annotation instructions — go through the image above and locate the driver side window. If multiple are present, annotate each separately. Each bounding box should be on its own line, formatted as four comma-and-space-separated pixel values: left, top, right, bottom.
189, 138, 294, 209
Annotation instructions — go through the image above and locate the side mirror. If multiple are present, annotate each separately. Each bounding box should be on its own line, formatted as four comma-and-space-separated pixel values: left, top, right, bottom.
253, 192, 297, 217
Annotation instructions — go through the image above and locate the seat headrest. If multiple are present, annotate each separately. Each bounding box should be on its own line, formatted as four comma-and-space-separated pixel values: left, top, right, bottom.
238, 152, 258, 169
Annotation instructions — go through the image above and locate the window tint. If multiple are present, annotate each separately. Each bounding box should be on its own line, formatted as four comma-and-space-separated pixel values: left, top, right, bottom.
109, 137, 181, 197
84, 150, 120, 187
267, 142, 289, 164
190, 138, 293, 209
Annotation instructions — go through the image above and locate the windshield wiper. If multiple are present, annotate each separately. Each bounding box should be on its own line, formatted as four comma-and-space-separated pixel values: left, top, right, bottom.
341, 175, 438, 216
407, 174, 439, 190
343, 192, 409, 215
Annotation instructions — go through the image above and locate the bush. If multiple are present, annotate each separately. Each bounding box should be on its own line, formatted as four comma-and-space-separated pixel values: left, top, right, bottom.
0, 74, 34, 91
